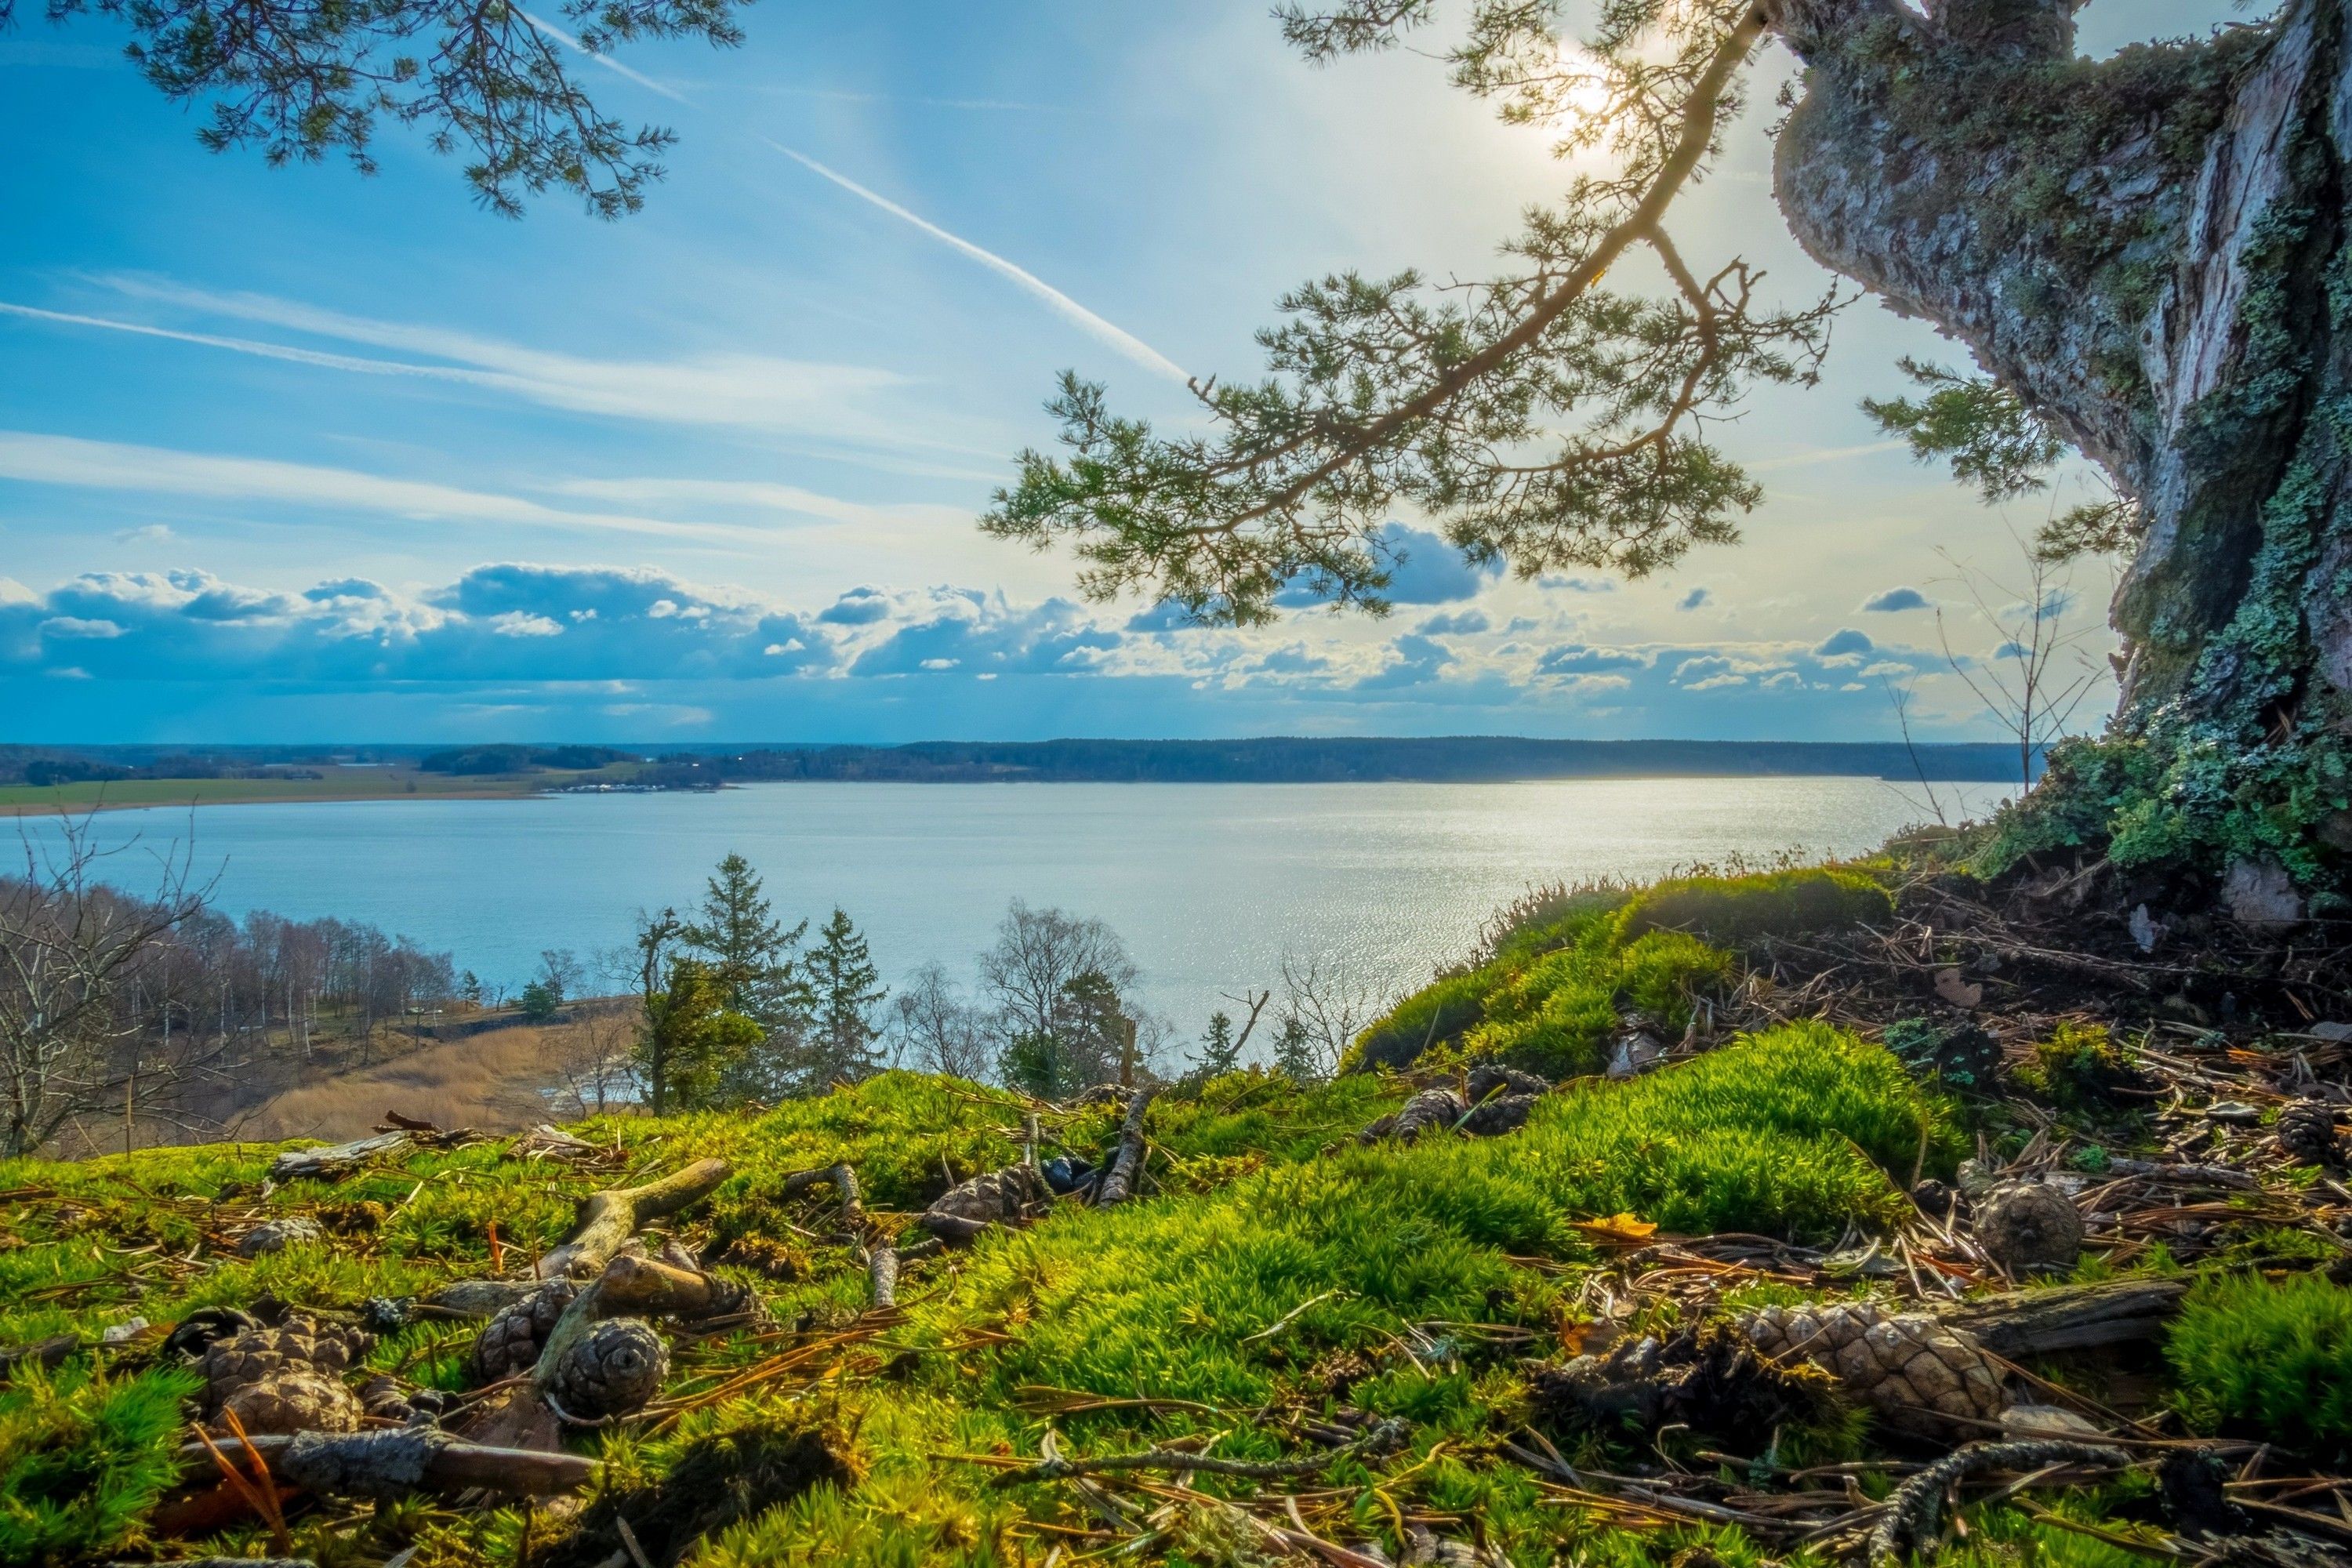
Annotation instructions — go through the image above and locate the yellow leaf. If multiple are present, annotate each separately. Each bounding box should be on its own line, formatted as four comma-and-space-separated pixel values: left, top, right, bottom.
1569, 1212, 1658, 1244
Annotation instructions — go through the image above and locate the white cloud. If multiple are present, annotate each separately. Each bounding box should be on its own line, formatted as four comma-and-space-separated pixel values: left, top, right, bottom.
75, 277, 928, 448
0, 430, 778, 543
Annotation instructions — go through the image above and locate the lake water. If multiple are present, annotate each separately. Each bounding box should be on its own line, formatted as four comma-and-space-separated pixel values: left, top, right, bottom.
46, 778, 2014, 1034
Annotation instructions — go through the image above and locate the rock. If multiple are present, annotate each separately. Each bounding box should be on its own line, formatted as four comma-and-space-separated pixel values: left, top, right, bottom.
546, 1318, 668, 1420
1975, 1181, 2084, 1275
100, 1316, 148, 1345
1999, 1403, 2106, 1439
1606, 1029, 1664, 1080
1741, 1301, 2007, 1434
1955, 1158, 2000, 1202
2222, 858, 2303, 928
238, 1217, 326, 1257
2201, 1101, 2263, 1124
1911, 1179, 1955, 1218
2308, 1020, 2352, 1044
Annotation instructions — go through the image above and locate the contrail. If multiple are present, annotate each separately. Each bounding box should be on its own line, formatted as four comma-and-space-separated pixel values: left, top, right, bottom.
0, 300, 488, 384
520, 11, 692, 104
520, 9, 1188, 384
759, 140, 1189, 384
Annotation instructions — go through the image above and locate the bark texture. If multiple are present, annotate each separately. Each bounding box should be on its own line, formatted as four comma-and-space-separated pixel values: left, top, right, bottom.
1769, 0, 2352, 893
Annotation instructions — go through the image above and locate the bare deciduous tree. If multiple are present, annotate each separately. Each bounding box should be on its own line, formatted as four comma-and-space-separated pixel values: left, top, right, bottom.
888, 961, 992, 1081
1272, 953, 1385, 1080
1, 813, 214, 1158
977, 901, 1142, 1047
1933, 543, 2110, 790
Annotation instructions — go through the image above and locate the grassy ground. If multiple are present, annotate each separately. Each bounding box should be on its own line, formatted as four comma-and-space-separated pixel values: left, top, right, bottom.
5, 863, 2349, 1567
0, 764, 650, 814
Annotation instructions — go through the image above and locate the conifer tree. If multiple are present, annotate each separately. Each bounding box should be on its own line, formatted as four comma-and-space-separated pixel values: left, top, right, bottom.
799, 908, 889, 1091
1192, 1010, 1243, 1081
681, 853, 810, 1032
13, 0, 756, 215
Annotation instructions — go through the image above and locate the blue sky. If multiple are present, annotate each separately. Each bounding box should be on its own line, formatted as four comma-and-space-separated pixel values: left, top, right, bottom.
0, 2, 2228, 743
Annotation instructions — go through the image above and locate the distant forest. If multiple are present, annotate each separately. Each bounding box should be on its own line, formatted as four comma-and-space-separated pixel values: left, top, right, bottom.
2, 736, 2027, 786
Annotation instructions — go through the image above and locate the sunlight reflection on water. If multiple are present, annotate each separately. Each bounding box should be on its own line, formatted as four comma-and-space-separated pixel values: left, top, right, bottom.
56, 777, 2016, 1030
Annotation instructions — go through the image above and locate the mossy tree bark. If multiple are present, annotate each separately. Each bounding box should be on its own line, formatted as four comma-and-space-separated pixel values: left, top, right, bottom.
1770, 0, 2352, 898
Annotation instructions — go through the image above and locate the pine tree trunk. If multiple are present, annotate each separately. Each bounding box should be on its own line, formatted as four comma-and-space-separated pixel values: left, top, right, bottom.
1770, 0, 2352, 901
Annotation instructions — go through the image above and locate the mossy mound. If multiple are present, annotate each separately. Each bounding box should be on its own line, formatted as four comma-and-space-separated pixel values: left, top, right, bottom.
0, 1025, 1944, 1566
1610, 866, 1895, 947
2169, 1272, 2352, 1465
1344, 866, 1887, 1076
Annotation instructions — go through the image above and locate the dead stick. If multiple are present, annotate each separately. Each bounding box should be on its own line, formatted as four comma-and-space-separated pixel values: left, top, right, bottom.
1096, 1086, 1158, 1207
781, 1163, 865, 1234
869, 1243, 899, 1309
181, 1431, 599, 1496
536, 1158, 730, 1280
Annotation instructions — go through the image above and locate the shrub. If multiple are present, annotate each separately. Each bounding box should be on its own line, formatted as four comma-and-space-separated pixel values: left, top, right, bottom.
2014, 1020, 2140, 1109
2169, 1272, 2352, 1462
1612, 866, 1893, 947
0, 1364, 200, 1566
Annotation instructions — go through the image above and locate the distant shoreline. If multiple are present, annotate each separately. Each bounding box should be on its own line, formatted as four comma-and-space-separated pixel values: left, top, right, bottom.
0, 735, 2031, 816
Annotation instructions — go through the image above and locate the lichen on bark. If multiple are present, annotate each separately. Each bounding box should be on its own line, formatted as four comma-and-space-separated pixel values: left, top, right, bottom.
1772, 0, 2352, 903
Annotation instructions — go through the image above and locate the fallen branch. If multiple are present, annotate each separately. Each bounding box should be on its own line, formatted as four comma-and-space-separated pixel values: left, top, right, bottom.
1095, 1086, 1158, 1207
868, 1244, 899, 1309
780, 1163, 866, 1236
1869, 1440, 2129, 1563
536, 1158, 731, 1281
267, 1131, 412, 1184
1933, 1279, 2188, 1357
985, 1417, 1403, 1487
180, 1429, 598, 1497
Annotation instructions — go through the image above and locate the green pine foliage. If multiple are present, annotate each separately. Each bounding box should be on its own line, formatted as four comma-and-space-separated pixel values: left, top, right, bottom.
2168, 1272, 2352, 1462
0, 1363, 201, 1566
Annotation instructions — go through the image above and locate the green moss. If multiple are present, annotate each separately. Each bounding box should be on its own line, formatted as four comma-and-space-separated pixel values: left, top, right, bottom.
1345, 867, 1887, 1077
1611, 866, 1893, 947
2168, 1272, 2352, 1462
0, 1363, 201, 1566
2013, 1021, 2139, 1110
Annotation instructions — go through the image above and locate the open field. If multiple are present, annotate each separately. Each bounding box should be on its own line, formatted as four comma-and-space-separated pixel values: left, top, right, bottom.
0, 763, 649, 814
233, 1004, 637, 1141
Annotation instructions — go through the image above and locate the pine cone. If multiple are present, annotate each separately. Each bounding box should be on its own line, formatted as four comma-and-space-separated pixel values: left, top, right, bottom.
1974, 1182, 2084, 1275
1460, 1093, 1540, 1138
2278, 1099, 2343, 1166
1741, 1301, 2006, 1432
214, 1370, 364, 1436
1467, 1064, 1550, 1102
547, 1318, 669, 1420
469, 1280, 579, 1383
927, 1163, 1048, 1226
1360, 1088, 1468, 1144
201, 1319, 369, 1412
